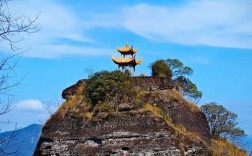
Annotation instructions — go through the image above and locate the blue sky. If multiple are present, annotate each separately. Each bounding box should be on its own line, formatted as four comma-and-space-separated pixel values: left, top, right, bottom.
1, 0, 252, 135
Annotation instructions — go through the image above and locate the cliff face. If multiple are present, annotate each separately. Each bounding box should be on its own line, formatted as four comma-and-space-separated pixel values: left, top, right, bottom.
34, 78, 212, 156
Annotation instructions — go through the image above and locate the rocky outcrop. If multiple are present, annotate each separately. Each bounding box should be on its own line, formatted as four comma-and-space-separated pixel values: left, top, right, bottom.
34, 111, 209, 156
62, 80, 86, 101
34, 78, 211, 156
142, 91, 211, 142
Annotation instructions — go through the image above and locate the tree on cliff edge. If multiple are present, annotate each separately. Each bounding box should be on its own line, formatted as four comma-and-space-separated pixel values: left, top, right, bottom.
201, 102, 245, 140
150, 58, 202, 103
0, 0, 39, 154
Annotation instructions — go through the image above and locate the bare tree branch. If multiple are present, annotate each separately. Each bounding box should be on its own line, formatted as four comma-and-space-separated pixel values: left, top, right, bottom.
0, 0, 39, 154
0, 0, 40, 50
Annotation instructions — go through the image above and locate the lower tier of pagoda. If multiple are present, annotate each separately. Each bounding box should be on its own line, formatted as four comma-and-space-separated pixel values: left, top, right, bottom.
112, 57, 142, 67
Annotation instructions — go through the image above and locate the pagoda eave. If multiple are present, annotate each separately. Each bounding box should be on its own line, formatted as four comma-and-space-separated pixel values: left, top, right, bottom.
117, 48, 138, 55
112, 57, 142, 67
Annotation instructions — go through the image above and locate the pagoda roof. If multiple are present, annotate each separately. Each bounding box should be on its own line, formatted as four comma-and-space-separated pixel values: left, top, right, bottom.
112, 57, 142, 66
135, 59, 143, 64
117, 43, 137, 55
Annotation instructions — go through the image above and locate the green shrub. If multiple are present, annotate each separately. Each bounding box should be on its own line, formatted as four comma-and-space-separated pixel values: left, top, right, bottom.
85, 70, 136, 108
150, 59, 172, 78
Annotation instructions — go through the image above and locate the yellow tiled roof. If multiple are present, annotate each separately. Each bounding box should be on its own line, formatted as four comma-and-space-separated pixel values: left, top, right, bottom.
112, 57, 134, 63
136, 59, 142, 64
117, 43, 137, 53
112, 57, 142, 65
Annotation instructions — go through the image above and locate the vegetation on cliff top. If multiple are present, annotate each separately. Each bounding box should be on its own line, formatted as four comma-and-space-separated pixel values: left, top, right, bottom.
85, 70, 136, 107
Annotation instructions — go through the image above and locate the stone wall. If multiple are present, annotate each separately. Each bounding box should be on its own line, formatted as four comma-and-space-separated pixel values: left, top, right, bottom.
132, 76, 174, 91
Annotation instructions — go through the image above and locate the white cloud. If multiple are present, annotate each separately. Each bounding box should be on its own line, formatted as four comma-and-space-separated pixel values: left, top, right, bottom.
120, 0, 252, 49
188, 56, 212, 65
9, 0, 90, 43
3, 0, 110, 58
83, 0, 252, 49
3, 0, 252, 58
15, 99, 44, 110
17, 44, 113, 58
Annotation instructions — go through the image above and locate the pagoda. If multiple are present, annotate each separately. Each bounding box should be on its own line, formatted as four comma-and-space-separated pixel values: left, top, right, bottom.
112, 43, 142, 75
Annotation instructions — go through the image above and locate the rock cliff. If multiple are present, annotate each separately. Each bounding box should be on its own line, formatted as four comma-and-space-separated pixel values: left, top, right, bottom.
34, 78, 212, 156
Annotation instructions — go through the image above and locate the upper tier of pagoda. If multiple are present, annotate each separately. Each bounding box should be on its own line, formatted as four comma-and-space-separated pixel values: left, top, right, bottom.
117, 43, 138, 57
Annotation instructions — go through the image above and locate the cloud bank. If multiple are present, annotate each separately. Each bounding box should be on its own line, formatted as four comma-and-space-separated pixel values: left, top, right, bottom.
5, 0, 110, 58
3, 0, 252, 58
121, 0, 252, 49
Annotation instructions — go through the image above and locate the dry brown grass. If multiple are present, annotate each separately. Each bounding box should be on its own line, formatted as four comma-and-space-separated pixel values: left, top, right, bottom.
57, 94, 90, 118
95, 102, 115, 112
187, 102, 201, 112
143, 103, 173, 123
209, 139, 247, 156
156, 89, 184, 101
56, 83, 93, 117
175, 124, 201, 141
143, 103, 202, 142
84, 112, 93, 120
148, 90, 201, 114
170, 89, 184, 99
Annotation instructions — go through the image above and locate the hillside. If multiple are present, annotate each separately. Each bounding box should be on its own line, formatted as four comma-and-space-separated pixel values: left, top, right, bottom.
0, 124, 42, 156
34, 77, 246, 155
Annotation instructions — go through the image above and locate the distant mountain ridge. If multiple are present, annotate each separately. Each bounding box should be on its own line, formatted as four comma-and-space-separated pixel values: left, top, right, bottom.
0, 124, 42, 156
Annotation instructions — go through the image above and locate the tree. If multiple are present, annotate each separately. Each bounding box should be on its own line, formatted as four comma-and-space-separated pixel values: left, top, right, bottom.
165, 58, 193, 79
149, 59, 172, 78
0, 0, 39, 50
175, 76, 202, 103
165, 58, 201, 102
201, 102, 245, 140
150, 58, 202, 102
0, 0, 39, 154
